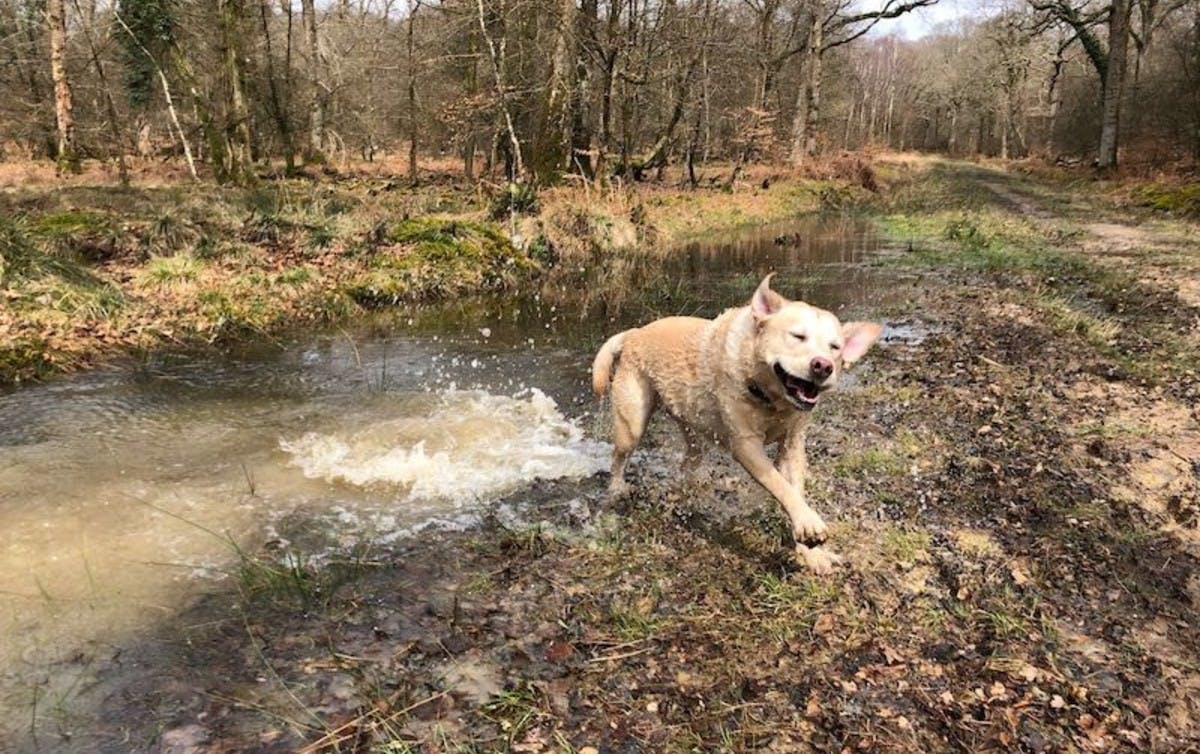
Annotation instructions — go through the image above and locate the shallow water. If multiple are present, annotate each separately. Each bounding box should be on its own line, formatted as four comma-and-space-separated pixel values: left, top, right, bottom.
0, 212, 892, 746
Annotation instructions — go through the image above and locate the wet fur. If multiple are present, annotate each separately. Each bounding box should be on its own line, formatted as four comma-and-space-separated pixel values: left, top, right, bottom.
592, 275, 882, 575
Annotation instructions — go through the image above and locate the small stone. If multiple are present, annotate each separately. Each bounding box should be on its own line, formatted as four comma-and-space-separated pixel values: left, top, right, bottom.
1050, 694, 1066, 709
441, 633, 471, 655
579, 747, 600, 754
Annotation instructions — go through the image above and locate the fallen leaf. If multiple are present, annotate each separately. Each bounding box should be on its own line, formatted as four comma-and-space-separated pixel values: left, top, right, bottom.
881, 644, 905, 665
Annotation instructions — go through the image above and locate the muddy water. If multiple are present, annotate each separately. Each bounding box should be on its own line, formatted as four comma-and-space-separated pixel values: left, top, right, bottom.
0, 213, 889, 747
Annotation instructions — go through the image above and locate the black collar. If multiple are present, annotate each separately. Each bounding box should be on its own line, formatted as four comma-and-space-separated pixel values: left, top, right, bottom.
747, 380, 774, 406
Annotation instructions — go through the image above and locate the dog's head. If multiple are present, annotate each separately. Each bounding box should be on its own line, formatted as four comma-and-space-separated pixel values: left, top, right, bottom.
749, 274, 882, 411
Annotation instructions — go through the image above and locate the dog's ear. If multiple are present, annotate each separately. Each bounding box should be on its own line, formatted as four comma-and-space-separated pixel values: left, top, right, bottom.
840, 321, 883, 365
750, 273, 785, 320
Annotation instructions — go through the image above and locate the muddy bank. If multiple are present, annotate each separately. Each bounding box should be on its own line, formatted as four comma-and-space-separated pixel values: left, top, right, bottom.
0, 165, 866, 385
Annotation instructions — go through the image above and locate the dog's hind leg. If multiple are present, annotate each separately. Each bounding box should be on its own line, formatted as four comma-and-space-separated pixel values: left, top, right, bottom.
608, 368, 656, 496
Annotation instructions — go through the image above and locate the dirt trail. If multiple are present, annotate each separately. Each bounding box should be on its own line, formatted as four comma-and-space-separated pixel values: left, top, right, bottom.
977, 166, 1200, 310
974, 167, 1200, 541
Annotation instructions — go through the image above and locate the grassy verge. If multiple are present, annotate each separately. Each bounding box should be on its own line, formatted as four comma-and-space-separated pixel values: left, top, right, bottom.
872, 157, 1200, 384
0, 164, 864, 384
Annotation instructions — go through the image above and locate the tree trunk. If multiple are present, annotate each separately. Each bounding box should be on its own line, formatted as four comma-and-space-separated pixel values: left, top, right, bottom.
789, 10, 819, 165
788, 58, 808, 165
47, 0, 80, 172
407, 0, 419, 182
476, 0, 524, 180
1097, 0, 1131, 169
533, 0, 577, 181
948, 105, 958, 154
803, 14, 823, 159
301, 0, 325, 161
258, 0, 296, 172
114, 12, 198, 179
218, 0, 254, 182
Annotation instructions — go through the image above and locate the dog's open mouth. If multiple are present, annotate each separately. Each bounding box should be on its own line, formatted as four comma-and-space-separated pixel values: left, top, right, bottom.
773, 363, 821, 410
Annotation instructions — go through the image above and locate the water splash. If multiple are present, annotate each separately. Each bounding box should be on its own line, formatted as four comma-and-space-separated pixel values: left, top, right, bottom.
280, 388, 609, 502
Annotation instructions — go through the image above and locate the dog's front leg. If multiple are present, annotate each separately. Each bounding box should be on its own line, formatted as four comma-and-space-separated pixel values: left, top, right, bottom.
776, 427, 845, 575
730, 436, 827, 544
776, 425, 808, 496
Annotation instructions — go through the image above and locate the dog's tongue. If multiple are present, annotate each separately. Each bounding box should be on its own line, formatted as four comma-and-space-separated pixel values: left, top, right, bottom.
788, 378, 819, 403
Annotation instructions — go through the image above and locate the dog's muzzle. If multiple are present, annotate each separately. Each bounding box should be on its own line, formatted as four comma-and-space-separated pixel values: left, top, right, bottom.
773, 363, 822, 410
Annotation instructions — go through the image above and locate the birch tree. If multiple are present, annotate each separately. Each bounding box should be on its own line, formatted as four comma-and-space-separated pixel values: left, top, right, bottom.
46, 0, 79, 171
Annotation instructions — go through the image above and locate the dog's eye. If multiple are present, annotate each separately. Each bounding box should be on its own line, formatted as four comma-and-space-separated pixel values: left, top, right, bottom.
831, 343, 842, 351
791, 333, 807, 342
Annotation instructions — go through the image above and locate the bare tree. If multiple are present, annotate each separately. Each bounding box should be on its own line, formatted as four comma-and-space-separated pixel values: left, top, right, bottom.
476, 0, 523, 179
791, 0, 936, 164
46, 0, 79, 171
301, 0, 325, 161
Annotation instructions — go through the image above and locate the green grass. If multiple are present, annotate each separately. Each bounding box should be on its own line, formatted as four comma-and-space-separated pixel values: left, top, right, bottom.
880, 528, 932, 564
1, 218, 98, 285
277, 266, 314, 285
480, 682, 543, 743
139, 254, 203, 286
833, 446, 910, 478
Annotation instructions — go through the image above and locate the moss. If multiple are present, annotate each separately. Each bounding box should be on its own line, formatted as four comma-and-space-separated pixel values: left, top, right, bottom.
1131, 183, 1200, 216
25, 209, 128, 262
347, 218, 536, 306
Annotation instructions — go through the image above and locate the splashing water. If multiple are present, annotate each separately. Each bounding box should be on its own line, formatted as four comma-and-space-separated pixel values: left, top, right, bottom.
280, 388, 610, 503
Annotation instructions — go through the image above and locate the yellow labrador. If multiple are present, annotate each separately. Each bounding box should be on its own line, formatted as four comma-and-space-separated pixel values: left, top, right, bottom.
592, 274, 882, 574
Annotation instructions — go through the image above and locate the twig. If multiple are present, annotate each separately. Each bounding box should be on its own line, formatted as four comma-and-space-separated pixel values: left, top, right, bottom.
297, 690, 448, 754
586, 646, 654, 664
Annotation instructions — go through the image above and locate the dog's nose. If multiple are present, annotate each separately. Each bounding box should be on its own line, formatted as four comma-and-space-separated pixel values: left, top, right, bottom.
810, 357, 833, 382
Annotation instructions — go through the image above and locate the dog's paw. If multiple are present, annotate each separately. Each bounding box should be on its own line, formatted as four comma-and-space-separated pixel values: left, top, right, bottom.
608, 479, 631, 499
796, 544, 844, 576
791, 508, 828, 544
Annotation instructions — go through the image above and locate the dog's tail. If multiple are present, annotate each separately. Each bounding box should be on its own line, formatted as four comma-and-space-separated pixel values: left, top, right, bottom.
591, 330, 628, 397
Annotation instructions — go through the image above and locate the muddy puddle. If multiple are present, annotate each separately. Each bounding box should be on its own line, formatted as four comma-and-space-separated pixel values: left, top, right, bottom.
0, 213, 899, 749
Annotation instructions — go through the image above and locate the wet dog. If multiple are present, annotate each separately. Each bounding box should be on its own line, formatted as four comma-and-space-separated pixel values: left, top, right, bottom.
591, 274, 882, 574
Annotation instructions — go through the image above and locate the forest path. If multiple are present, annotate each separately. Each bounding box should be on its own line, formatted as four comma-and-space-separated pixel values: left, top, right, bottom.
970, 163, 1200, 307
